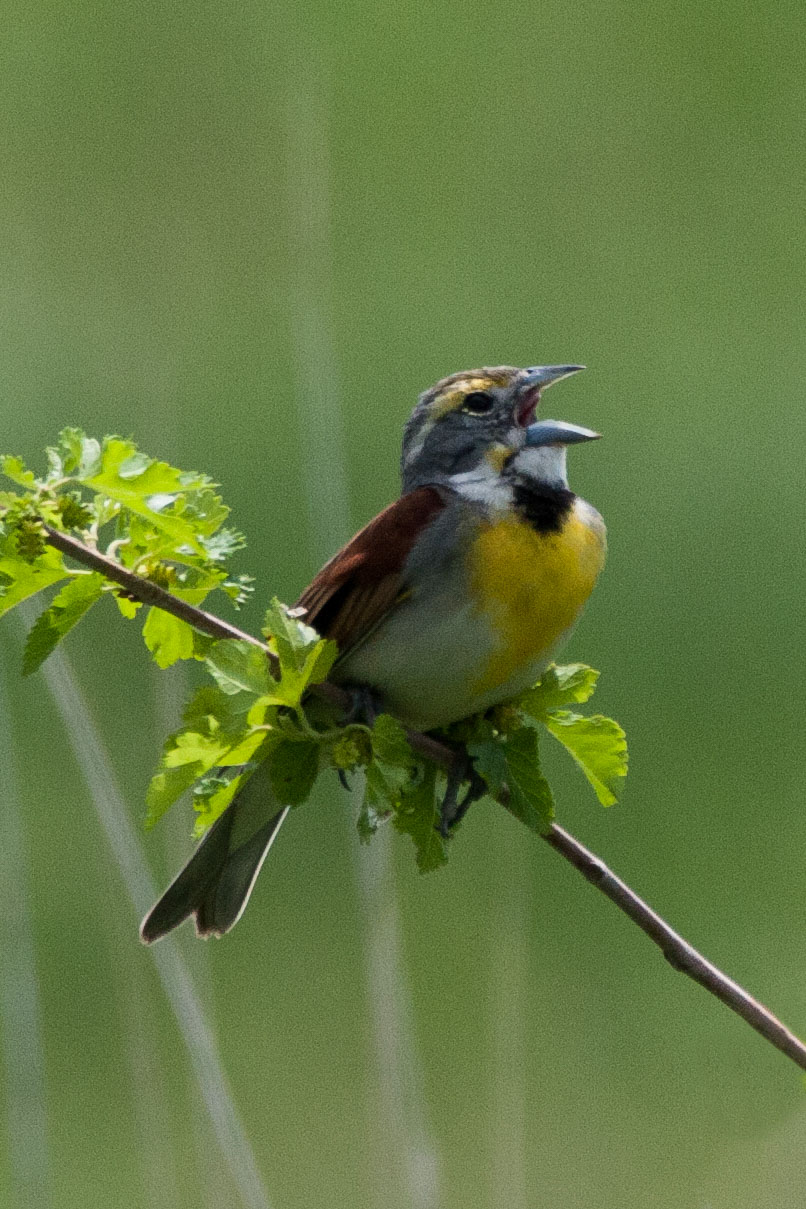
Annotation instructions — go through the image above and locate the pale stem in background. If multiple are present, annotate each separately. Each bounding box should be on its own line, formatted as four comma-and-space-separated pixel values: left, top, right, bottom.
98, 899, 182, 1209
489, 827, 530, 1209
283, 51, 441, 1208
153, 666, 235, 1209
0, 653, 51, 1209
31, 631, 274, 1209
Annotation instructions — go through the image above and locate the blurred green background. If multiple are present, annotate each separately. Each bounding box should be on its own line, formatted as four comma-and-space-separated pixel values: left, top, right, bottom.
1, 1, 806, 1207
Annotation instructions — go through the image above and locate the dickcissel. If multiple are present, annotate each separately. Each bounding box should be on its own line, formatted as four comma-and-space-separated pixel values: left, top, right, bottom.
141, 364, 605, 942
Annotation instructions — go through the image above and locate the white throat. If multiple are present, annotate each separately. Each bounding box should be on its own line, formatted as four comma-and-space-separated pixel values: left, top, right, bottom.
510, 444, 569, 489
447, 457, 512, 512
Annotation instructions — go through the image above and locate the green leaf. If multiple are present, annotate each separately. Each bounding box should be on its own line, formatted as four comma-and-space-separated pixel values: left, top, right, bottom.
266, 739, 320, 805
181, 682, 254, 734
261, 600, 337, 707
263, 597, 320, 673
145, 764, 205, 828
142, 607, 196, 667
192, 769, 249, 836
519, 663, 600, 719
85, 439, 206, 554
205, 639, 273, 697
216, 729, 268, 766
392, 766, 446, 872
371, 714, 414, 768
467, 737, 508, 796
162, 730, 228, 768
114, 594, 142, 619
299, 637, 339, 688
364, 758, 409, 809
544, 712, 628, 806
0, 455, 37, 489
22, 572, 105, 674
221, 572, 254, 606
46, 428, 102, 479
502, 726, 555, 834
0, 542, 69, 617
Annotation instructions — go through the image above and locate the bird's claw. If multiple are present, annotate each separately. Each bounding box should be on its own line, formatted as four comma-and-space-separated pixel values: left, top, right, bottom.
439, 748, 486, 837
341, 682, 385, 728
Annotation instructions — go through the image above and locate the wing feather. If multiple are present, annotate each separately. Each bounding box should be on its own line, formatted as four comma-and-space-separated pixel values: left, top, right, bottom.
294, 486, 445, 656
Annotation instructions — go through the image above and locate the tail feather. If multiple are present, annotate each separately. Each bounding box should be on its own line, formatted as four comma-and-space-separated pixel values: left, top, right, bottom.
140, 766, 289, 943
193, 808, 289, 938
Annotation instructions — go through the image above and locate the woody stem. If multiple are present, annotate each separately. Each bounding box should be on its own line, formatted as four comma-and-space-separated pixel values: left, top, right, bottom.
42, 523, 806, 1074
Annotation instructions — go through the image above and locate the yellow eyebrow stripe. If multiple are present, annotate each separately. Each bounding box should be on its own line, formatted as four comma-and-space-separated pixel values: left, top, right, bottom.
431, 377, 500, 418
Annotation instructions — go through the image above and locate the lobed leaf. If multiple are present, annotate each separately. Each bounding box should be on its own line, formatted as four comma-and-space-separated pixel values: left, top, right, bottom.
205, 639, 273, 697
392, 766, 446, 872
501, 726, 556, 834
266, 739, 320, 805
145, 764, 206, 829
0, 455, 37, 489
22, 572, 106, 674
142, 608, 196, 668
263, 598, 320, 671
543, 712, 628, 806
192, 769, 249, 836
0, 541, 69, 618
371, 714, 414, 768
519, 663, 600, 719
84, 438, 208, 554
45, 429, 102, 480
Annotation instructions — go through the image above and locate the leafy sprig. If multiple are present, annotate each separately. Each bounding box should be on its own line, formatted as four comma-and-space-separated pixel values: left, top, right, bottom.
0, 429, 252, 674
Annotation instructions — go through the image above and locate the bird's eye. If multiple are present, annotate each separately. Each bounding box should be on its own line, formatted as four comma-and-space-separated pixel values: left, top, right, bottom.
462, 391, 494, 415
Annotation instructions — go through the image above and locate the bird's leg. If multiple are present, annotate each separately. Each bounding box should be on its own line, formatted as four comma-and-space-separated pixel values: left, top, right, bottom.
439, 745, 487, 837
339, 681, 386, 728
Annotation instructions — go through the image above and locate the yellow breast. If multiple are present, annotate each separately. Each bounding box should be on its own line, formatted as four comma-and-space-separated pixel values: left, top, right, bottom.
469, 505, 606, 695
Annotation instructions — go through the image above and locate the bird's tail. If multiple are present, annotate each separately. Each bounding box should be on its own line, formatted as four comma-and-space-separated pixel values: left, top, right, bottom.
140, 764, 289, 943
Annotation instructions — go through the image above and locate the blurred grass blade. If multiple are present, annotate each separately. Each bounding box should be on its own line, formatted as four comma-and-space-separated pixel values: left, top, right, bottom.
26, 616, 275, 1209
285, 49, 441, 1208
0, 654, 51, 1209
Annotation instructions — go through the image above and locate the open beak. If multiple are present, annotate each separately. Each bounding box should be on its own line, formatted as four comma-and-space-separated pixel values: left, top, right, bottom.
516, 364, 585, 426
524, 418, 601, 447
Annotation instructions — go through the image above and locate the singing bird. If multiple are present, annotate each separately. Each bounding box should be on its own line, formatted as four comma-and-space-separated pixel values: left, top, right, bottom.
141, 364, 605, 942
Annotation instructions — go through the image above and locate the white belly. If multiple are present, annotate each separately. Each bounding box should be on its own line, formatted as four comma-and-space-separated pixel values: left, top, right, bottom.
334, 589, 555, 732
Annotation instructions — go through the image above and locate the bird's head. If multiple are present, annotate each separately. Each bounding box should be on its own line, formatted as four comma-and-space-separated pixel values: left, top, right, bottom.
401, 364, 598, 493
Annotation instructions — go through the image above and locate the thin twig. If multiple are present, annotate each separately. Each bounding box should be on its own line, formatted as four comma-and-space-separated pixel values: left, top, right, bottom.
41, 524, 806, 1074
543, 825, 806, 1070
43, 526, 269, 650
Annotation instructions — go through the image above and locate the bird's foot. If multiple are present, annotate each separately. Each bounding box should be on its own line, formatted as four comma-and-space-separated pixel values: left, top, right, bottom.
340, 681, 386, 728
439, 746, 487, 838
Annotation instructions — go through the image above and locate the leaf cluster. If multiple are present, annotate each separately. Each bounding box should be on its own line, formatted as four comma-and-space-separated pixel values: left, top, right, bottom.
0, 430, 252, 673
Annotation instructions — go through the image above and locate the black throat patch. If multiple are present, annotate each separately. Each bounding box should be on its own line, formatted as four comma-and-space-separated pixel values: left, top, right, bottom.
512, 481, 576, 533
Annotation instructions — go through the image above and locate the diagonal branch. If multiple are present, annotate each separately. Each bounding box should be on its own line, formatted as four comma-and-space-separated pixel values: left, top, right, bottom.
42, 524, 806, 1073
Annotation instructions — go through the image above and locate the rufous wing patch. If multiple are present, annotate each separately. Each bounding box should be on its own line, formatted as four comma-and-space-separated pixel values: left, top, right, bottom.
294, 486, 446, 656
